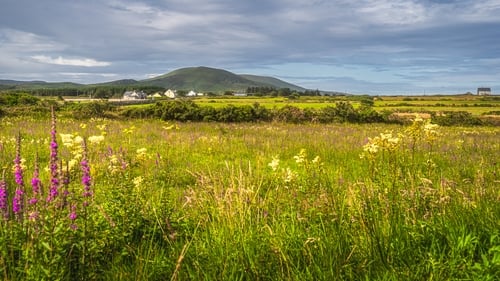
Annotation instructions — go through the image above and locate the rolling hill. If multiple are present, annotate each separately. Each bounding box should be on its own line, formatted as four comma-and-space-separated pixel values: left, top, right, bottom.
0, 66, 306, 93
141, 66, 305, 92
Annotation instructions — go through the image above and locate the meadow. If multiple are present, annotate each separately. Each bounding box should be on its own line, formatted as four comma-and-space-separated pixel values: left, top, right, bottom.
0, 110, 499, 280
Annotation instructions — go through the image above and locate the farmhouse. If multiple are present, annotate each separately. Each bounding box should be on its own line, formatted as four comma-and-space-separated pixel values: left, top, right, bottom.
477, 87, 491, 95
164, 89, 176, 98
123, 90, 147, 100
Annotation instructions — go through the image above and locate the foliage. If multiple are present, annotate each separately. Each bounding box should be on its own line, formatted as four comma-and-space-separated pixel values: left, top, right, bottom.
0, 93, 40, 106
432, 111, 484, 126
0, 114, 498, 280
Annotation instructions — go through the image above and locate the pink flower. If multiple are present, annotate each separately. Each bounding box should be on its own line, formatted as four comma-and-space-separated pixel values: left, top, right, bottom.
47, 107, 60, 202
0, 179, 8, 219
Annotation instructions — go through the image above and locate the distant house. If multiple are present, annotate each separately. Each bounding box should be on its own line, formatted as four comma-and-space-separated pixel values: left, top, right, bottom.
151, 93, 163, 99
233, 92, 247, 97
164, 89, 176, 98
123, 90, 147, 100
477, 87, 492, 95
186, 90, 197, 97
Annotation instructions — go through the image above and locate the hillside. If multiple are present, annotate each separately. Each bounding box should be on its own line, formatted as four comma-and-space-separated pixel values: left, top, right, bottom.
141, 66, 305, 92
0, 66, 307, 93
239, 74, 305, 92
0, 80, 83, 89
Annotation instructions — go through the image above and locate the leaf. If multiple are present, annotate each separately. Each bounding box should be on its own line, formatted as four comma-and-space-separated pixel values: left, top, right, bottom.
41, 242, 52, 252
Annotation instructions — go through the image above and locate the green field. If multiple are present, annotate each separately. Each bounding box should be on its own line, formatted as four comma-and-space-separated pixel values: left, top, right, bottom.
189, 94, 500, 115
0, 112, 499, 280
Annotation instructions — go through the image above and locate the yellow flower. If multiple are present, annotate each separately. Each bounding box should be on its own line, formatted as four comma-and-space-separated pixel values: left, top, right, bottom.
133, 176, 144, 188
312, 156, 321, 164
136, 148, 149, 161
294, 149, 307, 164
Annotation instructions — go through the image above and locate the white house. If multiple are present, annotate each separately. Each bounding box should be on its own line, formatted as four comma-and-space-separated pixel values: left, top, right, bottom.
164, 89, 176, 98
477, 87, 492, 95
151, 93, 163, 99
186, 90, 197, 97
123, 90, 147, 100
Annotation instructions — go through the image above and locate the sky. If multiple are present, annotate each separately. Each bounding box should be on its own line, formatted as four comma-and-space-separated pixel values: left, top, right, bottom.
1, 0, 499, 94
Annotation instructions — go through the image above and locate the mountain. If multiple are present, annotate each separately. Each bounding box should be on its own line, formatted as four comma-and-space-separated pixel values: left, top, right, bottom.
140, 66, 305, 92
0, 80, 82, 89
1, 66, 307, 93
239, 74, 305, 91
91, 79, 139, 86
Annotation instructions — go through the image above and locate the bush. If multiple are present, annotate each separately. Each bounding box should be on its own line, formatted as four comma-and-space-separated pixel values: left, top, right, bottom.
432, 111, 483, 126
0, 93, 40, 106
62, 102, 116, 119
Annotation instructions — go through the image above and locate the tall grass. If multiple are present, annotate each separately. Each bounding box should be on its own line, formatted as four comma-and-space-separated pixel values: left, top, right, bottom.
0, 114, 498, 280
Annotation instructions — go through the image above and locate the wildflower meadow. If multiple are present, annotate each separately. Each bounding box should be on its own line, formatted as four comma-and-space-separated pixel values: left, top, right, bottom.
0, 108, 499, 280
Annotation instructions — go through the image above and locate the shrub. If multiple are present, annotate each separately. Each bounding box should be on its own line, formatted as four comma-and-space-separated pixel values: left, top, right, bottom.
432, 111, 483, 126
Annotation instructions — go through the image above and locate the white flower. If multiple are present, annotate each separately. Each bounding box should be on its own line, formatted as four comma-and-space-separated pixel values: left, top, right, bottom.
284, 168, 297, 183
60, 133, 75, 147
268, 156, 280, 171
88, 135, 105, 144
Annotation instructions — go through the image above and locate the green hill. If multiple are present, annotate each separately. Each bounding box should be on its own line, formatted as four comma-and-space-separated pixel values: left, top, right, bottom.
0, 80, 83, 89
1, 66, 307, 93
140, 66, 305, 92
239, 74, 305, 91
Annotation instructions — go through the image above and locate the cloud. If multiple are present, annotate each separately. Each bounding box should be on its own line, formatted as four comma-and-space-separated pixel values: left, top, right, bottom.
31, 55, 111, 67
0, 0, 499, 92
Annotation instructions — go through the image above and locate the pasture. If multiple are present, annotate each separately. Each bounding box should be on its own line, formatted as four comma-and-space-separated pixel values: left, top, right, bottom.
0, 111, 499, 280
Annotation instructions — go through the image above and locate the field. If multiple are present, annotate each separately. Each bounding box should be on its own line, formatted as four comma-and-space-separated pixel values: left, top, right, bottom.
0, 112, 499, 280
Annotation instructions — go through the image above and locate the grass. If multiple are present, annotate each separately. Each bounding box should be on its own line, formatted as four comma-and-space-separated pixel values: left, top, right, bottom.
0, 115, 499, 280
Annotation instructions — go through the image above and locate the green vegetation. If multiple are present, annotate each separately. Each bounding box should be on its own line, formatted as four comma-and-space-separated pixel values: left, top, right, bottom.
0, 66, 306, 96
0, 112, 498, 280
1, 92, 499, 125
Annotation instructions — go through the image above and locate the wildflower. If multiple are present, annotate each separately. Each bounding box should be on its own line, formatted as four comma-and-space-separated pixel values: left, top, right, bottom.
73, 135, 84, 145
29, 155, 41, 205
123, 126, 136, 134
294, 149, 307, 164
284, 168, 297, 183
108, 154, 121, 174
96, 124, 107, 131
312, 155, 321, 164
69, 204, 78, 230
88, 135, 105, 145
0, 175, 8, 219
47, 106, 59, 202
79, 123, 87, 129
133, 176, 143, 188
12, 189, 24, 215
69, 204, 77, 221
13, 133, 24, 217
268, 156, 280, 172
136, 147, 148, 161
81, 139, 92, 206
60, 133, 75, 148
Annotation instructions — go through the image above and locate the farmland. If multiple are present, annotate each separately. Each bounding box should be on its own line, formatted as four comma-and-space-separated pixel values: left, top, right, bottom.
129, 94, 500, 116
0, 108, 499, 280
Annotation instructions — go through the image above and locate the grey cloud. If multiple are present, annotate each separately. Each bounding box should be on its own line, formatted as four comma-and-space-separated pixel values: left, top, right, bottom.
0, 0, 499, 92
